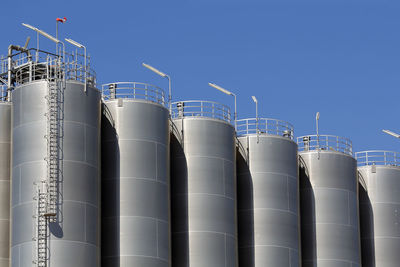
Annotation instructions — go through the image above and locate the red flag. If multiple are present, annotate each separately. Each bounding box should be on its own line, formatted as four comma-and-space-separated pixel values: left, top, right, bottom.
56, 17, 67, 23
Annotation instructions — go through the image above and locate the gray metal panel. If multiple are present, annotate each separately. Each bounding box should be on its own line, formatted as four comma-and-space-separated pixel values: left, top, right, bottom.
237, 134, 300, 267
171, 117, 237, 267
11, 80, 101, 266
101, 99, 170, 267
0, 102, 11, 267
299, 151, 361, 267
359, 165, 400, 267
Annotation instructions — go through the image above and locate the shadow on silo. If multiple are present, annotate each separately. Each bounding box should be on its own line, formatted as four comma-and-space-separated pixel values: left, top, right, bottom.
236, 146, 255, 267
100, 103, 121, 267
298, 155, 316, 267
170, 132, 189, 267
358, 171, 375, 267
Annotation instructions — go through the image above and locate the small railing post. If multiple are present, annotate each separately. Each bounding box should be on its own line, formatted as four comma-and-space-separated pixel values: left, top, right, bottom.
384, 151, 387, 166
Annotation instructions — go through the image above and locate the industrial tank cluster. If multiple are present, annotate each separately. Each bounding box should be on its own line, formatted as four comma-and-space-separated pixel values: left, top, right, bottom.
0, 36, 399, 267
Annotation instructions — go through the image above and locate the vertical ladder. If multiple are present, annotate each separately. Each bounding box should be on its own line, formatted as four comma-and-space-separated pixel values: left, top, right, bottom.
36, 183, 49, 267
46, 80, 59, 218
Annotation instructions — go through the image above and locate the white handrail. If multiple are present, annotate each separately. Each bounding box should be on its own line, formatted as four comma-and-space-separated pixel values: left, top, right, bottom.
356, 150, 400, 166
236, 118, 294, 139
102, 82, 166, 106
171, 100, 231, 123
297, 134, 353, 155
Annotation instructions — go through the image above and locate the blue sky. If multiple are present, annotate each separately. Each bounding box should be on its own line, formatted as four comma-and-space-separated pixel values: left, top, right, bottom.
1, 0, 400, 153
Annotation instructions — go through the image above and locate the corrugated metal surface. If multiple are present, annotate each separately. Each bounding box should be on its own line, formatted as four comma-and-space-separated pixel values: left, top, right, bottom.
299, 150, 361, 267
11, 80, 101, 267
237, 134, 300, 267
357, 151, 400, 267
171, 115, 237, 267
101, 98, 170, 266
0, 102, 11, 267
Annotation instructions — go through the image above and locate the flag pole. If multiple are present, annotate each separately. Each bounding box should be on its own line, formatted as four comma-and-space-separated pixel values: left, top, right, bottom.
56, 17, 67, 55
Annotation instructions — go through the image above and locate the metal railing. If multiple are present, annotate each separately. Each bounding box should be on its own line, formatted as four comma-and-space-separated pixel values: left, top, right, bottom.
297, 134, 353, 155
171, 100, 231, 123
356, 150, 400, 167
1, 49, 96, 86
236, 118, 294, 139
102, 82, 166, 105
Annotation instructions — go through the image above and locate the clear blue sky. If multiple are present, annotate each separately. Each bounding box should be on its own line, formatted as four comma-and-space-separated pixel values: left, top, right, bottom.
1, 0, 400, 153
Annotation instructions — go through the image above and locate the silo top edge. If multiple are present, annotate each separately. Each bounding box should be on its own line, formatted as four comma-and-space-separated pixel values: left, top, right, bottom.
356, 150, 400, 167
297, 134, 353, 156
171, 100, 232, 124
12, 79, 100, 92
236, 117, 294, 139
101, 82, 167, 107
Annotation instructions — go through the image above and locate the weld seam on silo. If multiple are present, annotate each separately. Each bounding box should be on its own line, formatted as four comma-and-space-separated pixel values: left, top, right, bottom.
313, 222, 358, 228
371, 201, 400, 205
115, 177, 168, 185
185, 155, 234, 163
370, 236, 400, 239
248, 171, 297, 178
103, 138, 168, 147
174, 231, 236, 238
174, 192, 234, 200
239, 208, 298, 216
300, 187, 355, 194
12, 119, 98, 131
313, 259, 359, 264
12, 200, 99, 209
103, 255, 170, 262
240, 244, 299, 250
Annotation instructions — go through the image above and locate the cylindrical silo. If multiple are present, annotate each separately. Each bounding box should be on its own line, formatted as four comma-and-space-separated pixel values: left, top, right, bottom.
0, 98, 11, 267
11, 56, 101, 266
101, 82, 170, 266
298, 135, 361, 267
356, 150, 400, 267
170, 100, 237, 267
236, 118, 300, 267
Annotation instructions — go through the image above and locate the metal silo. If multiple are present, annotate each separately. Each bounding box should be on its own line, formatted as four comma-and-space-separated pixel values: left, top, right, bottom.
356, 150, 400, 267
236, 118, 300, 267
298, 135, 361, 267
170, 100, 237, 267
101, 82, 170, 267
0, 88, 11, 267
9, 50, 101, 267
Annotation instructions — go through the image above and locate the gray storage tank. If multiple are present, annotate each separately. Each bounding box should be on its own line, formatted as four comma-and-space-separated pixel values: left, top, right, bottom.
298, 135, 361, 267
101, 82, 170, 267
356, 150, 400, 267
236, 118, 300, 267
0, 87, 11, 267
10, 52, 101, 267
170, 100, 237, 267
